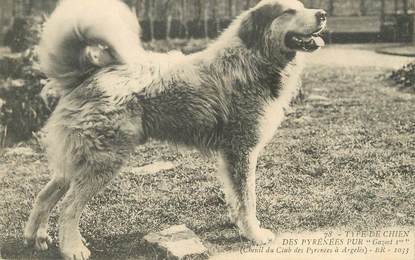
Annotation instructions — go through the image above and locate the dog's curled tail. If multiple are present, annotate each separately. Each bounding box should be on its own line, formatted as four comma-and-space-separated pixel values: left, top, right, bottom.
39, 0, 144, 89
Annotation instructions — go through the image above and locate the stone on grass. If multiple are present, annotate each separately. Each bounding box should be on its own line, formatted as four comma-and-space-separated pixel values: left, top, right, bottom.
4, 147, 35, 157
307, 94, 329, 102
143, 225, 208, 260
130, 161, 176, 175
307, 94, 332, 107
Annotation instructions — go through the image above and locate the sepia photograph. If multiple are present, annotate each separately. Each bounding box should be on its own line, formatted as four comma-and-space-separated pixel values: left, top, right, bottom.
0, 0, 414, 259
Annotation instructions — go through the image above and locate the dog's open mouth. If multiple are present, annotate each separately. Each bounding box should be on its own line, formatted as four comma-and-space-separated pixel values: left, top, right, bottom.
285, 31, 325, 52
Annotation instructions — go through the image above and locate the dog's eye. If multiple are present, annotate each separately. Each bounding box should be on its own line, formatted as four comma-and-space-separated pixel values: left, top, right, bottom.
283, 9, 296, 15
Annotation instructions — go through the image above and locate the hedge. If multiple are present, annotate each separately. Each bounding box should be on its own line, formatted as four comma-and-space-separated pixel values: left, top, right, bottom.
0, 15, 49, 146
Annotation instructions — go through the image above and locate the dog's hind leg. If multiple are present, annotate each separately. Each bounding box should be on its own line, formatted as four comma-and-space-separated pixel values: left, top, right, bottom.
58, 160, 120, 260
24, 176, 69, 251
218, 150, 275, 244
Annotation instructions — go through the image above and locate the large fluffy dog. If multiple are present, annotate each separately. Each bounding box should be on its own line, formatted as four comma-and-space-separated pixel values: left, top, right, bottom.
24, 0, 326, 259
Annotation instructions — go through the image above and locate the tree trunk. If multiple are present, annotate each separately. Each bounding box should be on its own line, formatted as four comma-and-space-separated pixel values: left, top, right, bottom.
245, 0, 251, 10
25, 0, 34, 15
180, 0, 188, 38
204, 0, 209, 39
148, 0, 154, 41
403, 0, 408, 14
211, 0, 219, 37
360, 0, 366, 16
328, 0, 334, 16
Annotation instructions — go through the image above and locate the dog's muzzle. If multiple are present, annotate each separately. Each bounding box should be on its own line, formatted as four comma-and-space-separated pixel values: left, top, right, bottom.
284, 31, 325, 52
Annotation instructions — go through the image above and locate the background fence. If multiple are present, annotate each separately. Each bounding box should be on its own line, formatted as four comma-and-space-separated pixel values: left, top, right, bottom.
0, 0, 414, 41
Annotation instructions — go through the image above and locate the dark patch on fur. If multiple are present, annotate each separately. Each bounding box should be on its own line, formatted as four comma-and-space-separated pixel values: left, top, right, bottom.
238, 4, 283, 49
141, 81, 228, 153
137, 45, 291, 154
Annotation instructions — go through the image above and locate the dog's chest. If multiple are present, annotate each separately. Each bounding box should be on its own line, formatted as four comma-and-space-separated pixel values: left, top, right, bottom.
256, 61, 303, 151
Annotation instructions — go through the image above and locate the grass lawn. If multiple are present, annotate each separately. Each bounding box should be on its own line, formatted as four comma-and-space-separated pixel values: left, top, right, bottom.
0, 44, 414, 259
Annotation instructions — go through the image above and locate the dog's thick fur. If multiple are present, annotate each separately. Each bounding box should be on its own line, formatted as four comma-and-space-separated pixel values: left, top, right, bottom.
25, 0, 326, 259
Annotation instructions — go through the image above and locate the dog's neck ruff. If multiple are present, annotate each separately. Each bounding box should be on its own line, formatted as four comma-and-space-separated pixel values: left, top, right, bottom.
195, 41, 302, 99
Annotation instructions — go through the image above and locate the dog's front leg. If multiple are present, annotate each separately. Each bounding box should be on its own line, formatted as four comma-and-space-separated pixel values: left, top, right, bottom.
218, 150, 275, 244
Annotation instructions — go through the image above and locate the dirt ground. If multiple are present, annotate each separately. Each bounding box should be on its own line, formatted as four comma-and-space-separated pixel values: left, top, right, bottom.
0, 44, 414, 259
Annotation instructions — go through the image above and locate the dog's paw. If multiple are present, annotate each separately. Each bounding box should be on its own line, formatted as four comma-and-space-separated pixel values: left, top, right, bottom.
23, 222, 36, 245
23, 234, 34, 246
35, 228, 52, 251
61, 243, 91, 260
244, 228, 275, 245
24, 225, 52, 251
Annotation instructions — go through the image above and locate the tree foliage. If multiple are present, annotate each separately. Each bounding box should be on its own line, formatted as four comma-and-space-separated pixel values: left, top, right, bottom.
0, 15, 48, 146
390, 62, 415, 90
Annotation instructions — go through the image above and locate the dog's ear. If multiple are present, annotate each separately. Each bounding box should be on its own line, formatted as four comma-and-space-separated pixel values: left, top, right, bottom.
239, 4, 282, 49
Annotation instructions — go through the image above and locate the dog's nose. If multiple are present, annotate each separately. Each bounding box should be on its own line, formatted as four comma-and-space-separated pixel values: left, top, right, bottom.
316, 10, 327, 23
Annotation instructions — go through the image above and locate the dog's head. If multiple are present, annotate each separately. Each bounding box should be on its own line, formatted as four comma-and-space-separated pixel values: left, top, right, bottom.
239, 0, 327, 55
